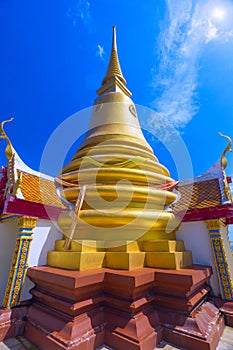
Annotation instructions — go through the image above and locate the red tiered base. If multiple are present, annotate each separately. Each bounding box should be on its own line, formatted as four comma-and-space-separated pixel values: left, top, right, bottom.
0, 306, 27, 341
21, 265, 225, 350
213, 297, 233, 328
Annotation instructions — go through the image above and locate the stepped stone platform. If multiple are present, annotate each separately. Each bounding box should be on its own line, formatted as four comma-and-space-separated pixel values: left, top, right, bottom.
24, 265, 221, 350
1, 327, 233, 350
1, 265, 232, 350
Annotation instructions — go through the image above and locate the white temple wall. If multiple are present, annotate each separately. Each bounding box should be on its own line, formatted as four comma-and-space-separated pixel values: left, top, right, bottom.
28, 219, 62, 266
21, 219, 62, 301
0, 220, 18, 305
176, 221, 220, 296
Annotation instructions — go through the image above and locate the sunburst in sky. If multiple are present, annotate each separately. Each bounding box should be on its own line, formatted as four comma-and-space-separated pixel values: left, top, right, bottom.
211, 7, 225, 21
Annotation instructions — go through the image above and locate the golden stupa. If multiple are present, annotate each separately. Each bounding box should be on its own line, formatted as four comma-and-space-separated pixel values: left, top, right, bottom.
47, 26, 192, 270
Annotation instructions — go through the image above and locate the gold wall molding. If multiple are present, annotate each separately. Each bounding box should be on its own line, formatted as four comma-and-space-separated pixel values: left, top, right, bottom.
205, 219, 233, 300
0, 214, 19, 223
18, 216, 37, 230
205, 219, 226, 231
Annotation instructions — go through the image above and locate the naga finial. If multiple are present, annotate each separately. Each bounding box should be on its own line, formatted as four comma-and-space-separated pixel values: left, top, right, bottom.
0, 118, 14, 160
218, 132, 232, 169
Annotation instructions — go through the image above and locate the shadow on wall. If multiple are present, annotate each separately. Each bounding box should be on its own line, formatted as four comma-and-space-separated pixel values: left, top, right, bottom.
176, 221, 220, 297
21, 219, 62, 301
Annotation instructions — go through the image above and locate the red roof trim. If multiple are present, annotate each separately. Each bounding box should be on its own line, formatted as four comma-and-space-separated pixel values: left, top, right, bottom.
0, 167, 7, 210
178, 203, 233, 223
3, 197, 63, 221
227, 176, 232, 184
226, 218, 233, 225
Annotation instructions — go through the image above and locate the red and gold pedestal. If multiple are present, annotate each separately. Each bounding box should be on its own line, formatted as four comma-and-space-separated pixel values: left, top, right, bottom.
24, 264, 224, 350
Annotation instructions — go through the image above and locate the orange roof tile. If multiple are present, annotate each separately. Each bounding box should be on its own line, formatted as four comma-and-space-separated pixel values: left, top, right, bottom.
173, 178, 222, 213
20, 172, 65, 208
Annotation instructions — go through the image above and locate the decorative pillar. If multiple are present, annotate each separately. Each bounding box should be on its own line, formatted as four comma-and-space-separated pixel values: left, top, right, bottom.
205, 219, 233, 300
3, 216, 38, 308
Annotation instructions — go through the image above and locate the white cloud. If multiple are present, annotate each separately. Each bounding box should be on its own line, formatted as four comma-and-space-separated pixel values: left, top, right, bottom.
151, 0, 233, 130
67, 0, 90, 26
96, 44, 105, 60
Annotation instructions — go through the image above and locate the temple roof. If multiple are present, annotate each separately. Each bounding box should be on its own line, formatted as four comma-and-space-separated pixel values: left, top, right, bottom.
173, 154, 233, 222
19, 171, 64, 208
0, 119, 65, 220
174, 157, 230, 210
0, 165, 65, 221
174, 178, 223, 212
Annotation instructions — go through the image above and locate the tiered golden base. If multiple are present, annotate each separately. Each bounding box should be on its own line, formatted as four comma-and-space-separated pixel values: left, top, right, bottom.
105, 252, 145, 270
104, 240, 145, 270
47, 251, 105, 270
143, 239, 192, 269
47, 239, 192, 270
145, 251, 192, 269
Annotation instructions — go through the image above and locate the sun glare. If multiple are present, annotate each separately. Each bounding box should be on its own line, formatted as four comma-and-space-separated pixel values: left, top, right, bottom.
212, 7, 225, 21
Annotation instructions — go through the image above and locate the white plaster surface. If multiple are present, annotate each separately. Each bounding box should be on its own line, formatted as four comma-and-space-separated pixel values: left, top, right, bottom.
21, 219, 62, 301
176, 221, 220, 296
0, 220, 18, 305
28, 220, 62, 266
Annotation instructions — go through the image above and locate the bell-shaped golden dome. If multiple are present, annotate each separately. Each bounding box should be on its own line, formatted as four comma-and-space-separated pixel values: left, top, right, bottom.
57, 26, 177, 241
47, 26, 192, 271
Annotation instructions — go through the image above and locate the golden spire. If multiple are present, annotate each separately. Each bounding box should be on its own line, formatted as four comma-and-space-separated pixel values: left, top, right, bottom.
102, 25, 126, 86
97, 26, 131, 97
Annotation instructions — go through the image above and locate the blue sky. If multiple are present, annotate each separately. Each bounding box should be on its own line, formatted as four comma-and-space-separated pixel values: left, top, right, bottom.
0, 0, 233, 183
